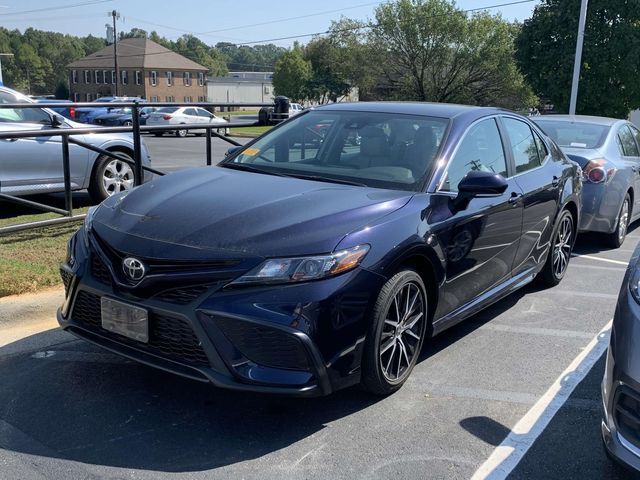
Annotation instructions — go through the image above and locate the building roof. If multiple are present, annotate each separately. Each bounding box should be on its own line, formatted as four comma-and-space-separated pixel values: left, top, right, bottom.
67, 38, 207, 71
207, 71, 273, 84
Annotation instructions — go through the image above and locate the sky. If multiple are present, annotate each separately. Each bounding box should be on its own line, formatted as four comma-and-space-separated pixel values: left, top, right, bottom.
0, 0, 538, 47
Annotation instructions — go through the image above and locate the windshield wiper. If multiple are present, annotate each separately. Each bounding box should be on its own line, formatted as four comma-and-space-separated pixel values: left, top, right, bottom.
284, 173, 367, 187
221, 163, 287, 177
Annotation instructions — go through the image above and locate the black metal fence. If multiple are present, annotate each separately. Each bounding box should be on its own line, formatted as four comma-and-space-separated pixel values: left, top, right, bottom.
0, 99, 289, 234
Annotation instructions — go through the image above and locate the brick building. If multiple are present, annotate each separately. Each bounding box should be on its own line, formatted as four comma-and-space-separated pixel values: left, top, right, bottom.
67, 38, 207, 103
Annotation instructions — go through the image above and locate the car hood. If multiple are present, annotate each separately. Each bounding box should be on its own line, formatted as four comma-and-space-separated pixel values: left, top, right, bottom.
94, 167, 414, 258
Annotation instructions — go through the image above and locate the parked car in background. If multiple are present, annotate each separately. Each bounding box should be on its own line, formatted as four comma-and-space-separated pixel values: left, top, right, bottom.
59, 102, 580, 397
75, 97, 144, 125
93, 106, 158, 127
533, 115, 640, 248
146, 106, 229, 137
34, 98, 76, 121
602, 242, 640, 473
0, 86, 152, 202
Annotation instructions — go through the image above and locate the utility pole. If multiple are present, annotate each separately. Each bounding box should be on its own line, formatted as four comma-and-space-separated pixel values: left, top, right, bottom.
569, 0, 588, 115
0, 53, 14, 86
109, 10, 121, 96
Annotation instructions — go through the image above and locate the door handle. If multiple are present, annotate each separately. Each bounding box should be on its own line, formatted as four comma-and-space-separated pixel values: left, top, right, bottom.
551, 175, 560, 187
508, 192, 522, 205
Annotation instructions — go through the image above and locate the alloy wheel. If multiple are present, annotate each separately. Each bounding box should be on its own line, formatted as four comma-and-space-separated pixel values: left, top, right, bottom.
618, 199, 630, 243
102, 159, 134, 196
379, 281, 426, 382
552, 215, 573, 278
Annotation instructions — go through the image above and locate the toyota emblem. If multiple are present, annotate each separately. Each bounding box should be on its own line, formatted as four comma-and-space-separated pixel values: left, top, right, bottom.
122, 257, 146, 281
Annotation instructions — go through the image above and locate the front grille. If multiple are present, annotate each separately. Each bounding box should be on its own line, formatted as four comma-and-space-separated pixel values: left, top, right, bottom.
154, 285, 211, 304
71, 291, 209, 367
60, 268, 73, 297
91, 255, 112, 285
615, 387, 640, 450
214, 316, 310, 371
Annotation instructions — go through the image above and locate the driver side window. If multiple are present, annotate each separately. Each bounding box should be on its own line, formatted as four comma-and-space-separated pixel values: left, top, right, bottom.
0, 91, 51, 124
440, 118, 507, 192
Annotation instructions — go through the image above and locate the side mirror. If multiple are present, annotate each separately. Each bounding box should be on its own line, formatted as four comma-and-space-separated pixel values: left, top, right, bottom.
225, 146, 243, 157
451, 170, 508, 211
51, 114, 65, 127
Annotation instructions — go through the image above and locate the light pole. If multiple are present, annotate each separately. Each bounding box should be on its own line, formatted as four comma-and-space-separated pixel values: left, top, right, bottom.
109, 10, 121, 96
569, 0, 588, 115
0, 53, 14, 86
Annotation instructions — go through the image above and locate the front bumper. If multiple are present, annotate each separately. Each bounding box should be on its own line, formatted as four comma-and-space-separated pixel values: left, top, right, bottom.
58, 232, 385, 396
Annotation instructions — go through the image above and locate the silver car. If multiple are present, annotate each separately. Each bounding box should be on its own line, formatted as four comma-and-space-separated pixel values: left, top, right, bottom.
0, 86, 152, 202
533, 115, 640, 248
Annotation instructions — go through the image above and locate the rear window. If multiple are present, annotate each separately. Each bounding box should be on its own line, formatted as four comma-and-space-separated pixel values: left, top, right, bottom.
533, 120, 610, 149
156, 107, 179, 113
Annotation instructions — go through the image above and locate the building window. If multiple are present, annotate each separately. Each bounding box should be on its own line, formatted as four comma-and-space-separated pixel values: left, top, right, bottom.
135, 70, 141, 85
165, 96, 174, 102
183, 71, 191, 86
166, 71, 173, 86
150, 96, 159, 102
86, 93, 93, 101
111, 70, 116, 84
198, 72, 204, 86
198, 96, 206, 102
264, 85, 271, 94
96, 70, 103, 84
73, 93, 80, 102
102, 70, 108, 84
121, 70, 128, 85
84, 70, 90, 84
150, 70, 157, 86
184, 96, 192, 103
72, 70, 77, 84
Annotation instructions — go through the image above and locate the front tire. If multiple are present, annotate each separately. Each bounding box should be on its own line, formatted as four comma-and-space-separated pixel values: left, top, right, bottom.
176, 127, 187, 138
88, 153, 135, 203
604, 194, 630, 249
361, 270, 428, 395
538, 209, 574, 287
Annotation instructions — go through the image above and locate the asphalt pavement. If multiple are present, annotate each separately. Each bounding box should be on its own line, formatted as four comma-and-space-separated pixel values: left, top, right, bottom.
1, 226, 639, 478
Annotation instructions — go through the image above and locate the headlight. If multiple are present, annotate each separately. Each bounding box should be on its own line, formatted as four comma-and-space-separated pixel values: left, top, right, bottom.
84, 205, 98, 233
629, 260, 640, 303
231, 245, 370, 285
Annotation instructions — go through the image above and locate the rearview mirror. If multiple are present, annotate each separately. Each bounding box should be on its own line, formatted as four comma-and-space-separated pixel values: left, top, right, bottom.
451, 171, 508, 211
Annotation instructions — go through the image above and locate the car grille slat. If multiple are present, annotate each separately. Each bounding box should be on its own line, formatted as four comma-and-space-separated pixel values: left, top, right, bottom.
614, 387, 640, 449
213, 316, 310, 371
91, 254, 112, 285
71, 291, 209, 367
60, 268, 74, 297
154, 285, 212, 304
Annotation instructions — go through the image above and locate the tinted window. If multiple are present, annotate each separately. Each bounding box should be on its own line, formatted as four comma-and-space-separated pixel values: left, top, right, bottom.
196, 108, 213, 118
227, 111, 448, 192
0, 91, 51, 124
630, 125, 640, 154
156, 107, 179, 114
534, 132, 548, 159
533, 120, 609, 149
618, 125, 640, 157
184, 108, 198, 116
503, 117, 541, 173
440, 118, 507, 192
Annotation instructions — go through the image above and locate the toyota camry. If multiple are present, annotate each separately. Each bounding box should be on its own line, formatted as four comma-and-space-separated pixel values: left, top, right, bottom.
58, 102, 581, 396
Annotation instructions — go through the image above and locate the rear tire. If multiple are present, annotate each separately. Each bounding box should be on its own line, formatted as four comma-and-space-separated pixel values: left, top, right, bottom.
88, 152, 135, 203
538, 209, 574, 287
361, 270, 428, 395
604, 194, 630, 249
176, 127, 187, 138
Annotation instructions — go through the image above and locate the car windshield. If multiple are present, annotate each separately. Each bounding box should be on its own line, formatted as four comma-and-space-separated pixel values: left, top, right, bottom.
222, 110, 448, 191
534, 120, 610, 149
157, 107, 179, 113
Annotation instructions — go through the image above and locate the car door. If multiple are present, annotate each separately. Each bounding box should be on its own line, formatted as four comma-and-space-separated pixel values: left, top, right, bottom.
0, 90, 89, 194
183, 108, 199, 125
617, 124, 640, 216
500, 116, 561, 276
433, 117, 524, 317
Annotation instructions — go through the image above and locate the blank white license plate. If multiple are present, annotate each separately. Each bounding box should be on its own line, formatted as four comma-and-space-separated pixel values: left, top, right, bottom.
101, 297, 149, 343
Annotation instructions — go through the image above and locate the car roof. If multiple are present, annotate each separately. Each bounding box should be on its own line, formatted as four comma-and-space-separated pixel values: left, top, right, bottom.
532, 114, 623, 127
312, 101, 496, 119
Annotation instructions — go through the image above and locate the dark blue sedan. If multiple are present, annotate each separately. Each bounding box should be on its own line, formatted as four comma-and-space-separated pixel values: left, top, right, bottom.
58, 102, 582, 396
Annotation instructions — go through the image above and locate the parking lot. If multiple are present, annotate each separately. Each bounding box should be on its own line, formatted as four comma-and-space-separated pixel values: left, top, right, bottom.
0, 132, 637, 478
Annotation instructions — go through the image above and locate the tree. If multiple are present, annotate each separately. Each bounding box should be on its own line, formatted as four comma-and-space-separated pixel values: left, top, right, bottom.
272, 44, 312, 102
54, 81, 69, 99
370, 0, 536, 108
516, 0, 640, 117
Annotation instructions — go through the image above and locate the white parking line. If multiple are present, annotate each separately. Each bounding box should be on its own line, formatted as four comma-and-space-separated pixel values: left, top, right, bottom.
571, 253, 629, 266
470, 320, 612, 480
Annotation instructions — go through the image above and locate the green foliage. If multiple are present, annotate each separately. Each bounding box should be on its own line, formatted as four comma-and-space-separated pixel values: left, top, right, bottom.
216, 42, 286, 72
516, 0, 640, 117
273, 44, 312, 102
370, 0, 536, 109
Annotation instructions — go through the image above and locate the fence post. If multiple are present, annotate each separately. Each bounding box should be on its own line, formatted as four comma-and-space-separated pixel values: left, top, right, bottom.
206, 127, 212, 166
62, 134, 73, 217
132, 101, 143, 186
